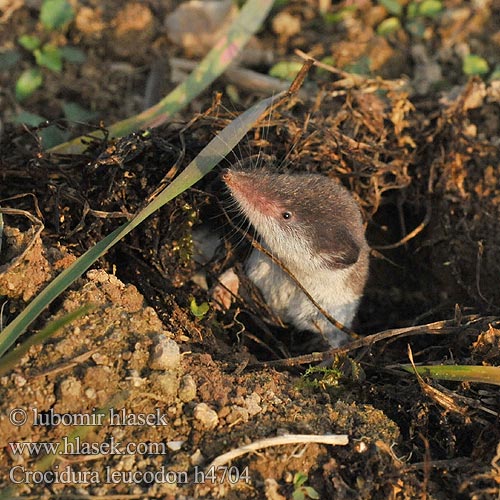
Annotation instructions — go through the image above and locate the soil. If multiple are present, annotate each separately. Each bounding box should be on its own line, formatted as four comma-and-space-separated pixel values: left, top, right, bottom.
1, 1, 500, 499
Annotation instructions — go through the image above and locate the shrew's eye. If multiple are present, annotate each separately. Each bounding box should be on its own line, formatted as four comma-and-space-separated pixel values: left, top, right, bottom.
282, 211, 292, 220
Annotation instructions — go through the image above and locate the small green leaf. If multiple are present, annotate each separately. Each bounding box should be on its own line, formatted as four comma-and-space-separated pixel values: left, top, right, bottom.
379, 0, 402, 16
293, 491, 305, 500
40, 0, 75, 30
377, 16, 401, 35
15, 68, 43, 101
60, 46, 86, 63
269, 61, 303, 81
320, 56, 335, 66
12, 111, 46, 127
490, 64, 500, 81
323, 5, 357, 23
0, 50, 21, 70
18, 34, 41, 51
62, 102, 97, 122
190, 298, 210, 318
39, 125, 71, 149
463, 54, 489, 76
225, 83, 241, 103
345, 55, 371, 75
304, 487, 320, 499
407, 1, 418, 18
293, 472, 308, 488
34, 44, 63, 72
418, 0, 443, 17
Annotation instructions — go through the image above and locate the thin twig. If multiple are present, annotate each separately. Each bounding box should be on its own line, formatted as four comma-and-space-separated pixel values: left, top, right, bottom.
208, 433, 348, 469
171, 58, 310, 98
254, 315, 499, 368
0, 207, 44, 269
373, 200, 432, 250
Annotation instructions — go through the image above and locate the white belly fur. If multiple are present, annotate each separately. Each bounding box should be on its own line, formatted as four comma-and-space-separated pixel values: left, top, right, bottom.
246, 250, 358, 347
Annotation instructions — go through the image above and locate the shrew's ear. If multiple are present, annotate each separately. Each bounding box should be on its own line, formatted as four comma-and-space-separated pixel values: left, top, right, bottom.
320, 226, 361, 268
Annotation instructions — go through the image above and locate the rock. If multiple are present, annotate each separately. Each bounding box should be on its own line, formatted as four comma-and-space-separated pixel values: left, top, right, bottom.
58, 376, 82, 399
244, 393, 263, 416
165, 0, 237, 57
149, 336, 180, 371
272, 11, 301, 42
150, 372, 180, 401
178, 374, 197, 402
193, 403, 219, 430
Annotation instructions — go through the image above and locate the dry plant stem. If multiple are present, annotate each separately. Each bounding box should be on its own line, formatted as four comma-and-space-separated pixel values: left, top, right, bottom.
0, 207, 44, 267
259, 58, 314, 117
32, 349, 97, 379
407, 345, 466, 416
256, 316, 499, 368
373, 200, 432, 250
437, 386, 498, 418
295, 49, 408, 92
475, 241, 488, 303
208, 433, 349, 469
295, 49, 352, 78
0, 193, 43, 219
171, 58, 310, 98
294, 49, 376, 87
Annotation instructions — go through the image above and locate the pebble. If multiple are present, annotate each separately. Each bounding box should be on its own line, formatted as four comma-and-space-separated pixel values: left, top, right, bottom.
178, 374, 197, 402
193, 403, 219, 430
59, 376, 82, 399
150, 372, 179, 401
244, 393, 263, 416
149, 336, 180, 371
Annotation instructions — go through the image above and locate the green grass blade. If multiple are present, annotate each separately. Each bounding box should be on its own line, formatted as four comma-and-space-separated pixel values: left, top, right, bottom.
0, 91, 284, 359
402, 364, 500, 386
0, 304, 93, 376
49, 0, 275, 154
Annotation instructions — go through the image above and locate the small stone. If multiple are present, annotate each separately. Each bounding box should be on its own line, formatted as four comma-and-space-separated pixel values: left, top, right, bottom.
120, 455, 136, 472
165, 0, 237, 57
226, 406, 249, 424
218, 406, 230, 418
272, 11, 301, 41
59, 376, 82, 399
167, 440, 184, 451
193, 403, 218, 430
190, 448, 205, 466
91, 352, 109, 365
12, 374, 27, 387
85, 388, 96, 399
244, 393, 263, 416
149, 336, 180, 371
178, 374, 197, 402
150, 372, 179, 401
